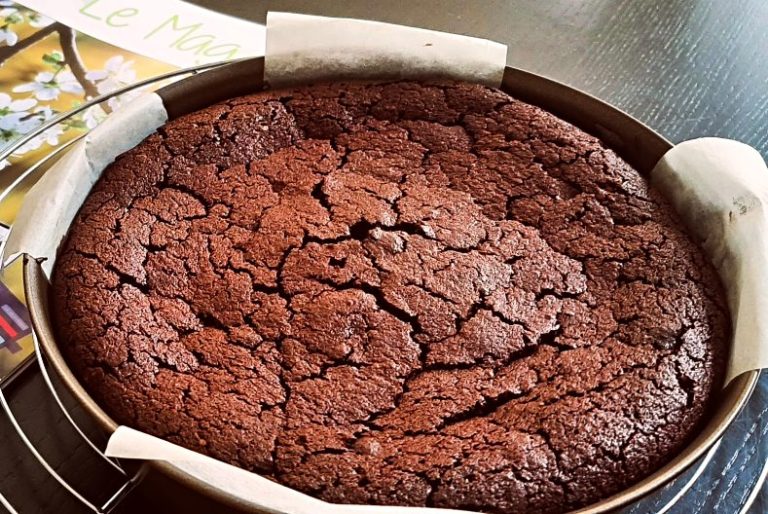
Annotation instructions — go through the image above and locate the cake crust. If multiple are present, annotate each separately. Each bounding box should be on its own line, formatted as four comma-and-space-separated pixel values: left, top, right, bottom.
52, 81, 728, 513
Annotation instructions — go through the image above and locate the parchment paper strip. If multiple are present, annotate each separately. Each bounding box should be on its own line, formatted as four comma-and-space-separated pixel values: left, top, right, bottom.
264, 12, 507, 88
106, 427, 476, 514
3, 92, 168, 276
651, 137, 768, 384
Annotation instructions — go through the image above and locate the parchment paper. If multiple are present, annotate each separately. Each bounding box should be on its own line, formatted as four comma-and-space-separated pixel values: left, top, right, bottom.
264, 12, 507, 88
106, 427, 474, 514
4, 11, 766, 514
651, 137, 768, 384
2, 92, 167, 275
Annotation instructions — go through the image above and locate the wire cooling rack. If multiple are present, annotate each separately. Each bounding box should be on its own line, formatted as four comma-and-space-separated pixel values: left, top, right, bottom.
0, 62, 222, 514
0, 65, 763, 514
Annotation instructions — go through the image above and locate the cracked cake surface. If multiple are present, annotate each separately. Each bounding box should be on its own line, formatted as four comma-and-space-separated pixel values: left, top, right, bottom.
52, 81, 728, 513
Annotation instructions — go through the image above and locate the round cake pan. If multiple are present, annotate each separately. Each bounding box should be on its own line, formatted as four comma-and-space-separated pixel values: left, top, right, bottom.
22, 57, 759, 513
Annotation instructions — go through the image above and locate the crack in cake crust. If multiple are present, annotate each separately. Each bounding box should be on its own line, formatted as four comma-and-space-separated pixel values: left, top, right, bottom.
52, 81, 728, 514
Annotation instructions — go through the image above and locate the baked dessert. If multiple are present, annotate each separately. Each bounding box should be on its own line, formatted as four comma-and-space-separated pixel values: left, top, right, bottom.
52, 81, 728, 513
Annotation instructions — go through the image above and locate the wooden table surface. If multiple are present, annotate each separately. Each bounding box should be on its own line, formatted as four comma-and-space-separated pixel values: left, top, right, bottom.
0, 1, 765, 513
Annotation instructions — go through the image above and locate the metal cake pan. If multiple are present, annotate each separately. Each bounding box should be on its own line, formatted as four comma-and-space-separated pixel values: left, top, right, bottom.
21, 56, 760, 513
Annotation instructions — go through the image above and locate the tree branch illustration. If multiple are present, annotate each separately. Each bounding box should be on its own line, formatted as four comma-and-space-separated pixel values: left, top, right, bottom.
0, 21, 62, 64
0, 20, 112, 115
57, 26, 104, 107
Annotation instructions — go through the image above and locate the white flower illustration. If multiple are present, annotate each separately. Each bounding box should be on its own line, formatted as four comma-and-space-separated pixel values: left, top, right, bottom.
82, 105, 104, 129
0, 116, 40, 152
13, 70, 84, 100
107, 88, 143, 112
0, 15, 156, 169
14, 135, 42, 154
39, 124, 63, 145
0, 111, 31, 132
0, 92, 36, 114
0, 93, 66, 158
87, 56, 136, 95
16, 124, 63, 153
0, 92, 36, 133
0, 27, 17, 46
32, 104, 54, 121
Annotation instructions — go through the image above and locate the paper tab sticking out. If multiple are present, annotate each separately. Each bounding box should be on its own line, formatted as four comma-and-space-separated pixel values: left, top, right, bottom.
107, 426, 329, 514
2, 93, 168, 276
264, 12, 507, 88
106, 426, 476, 514
652, 137, 768, 384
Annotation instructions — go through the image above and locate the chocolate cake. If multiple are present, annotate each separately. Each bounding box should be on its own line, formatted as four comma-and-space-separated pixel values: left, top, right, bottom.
52, 81, 728, 513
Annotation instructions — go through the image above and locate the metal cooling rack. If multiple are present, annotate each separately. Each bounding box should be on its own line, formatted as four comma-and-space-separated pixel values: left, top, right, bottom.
0, 65, 763, 514
0, 62, 224, 514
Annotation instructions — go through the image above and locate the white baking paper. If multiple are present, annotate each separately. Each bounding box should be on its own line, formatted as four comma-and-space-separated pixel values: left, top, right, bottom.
264, 12, 507, 88
106, 427, 474, 514
2, 92, 167, 276
651, 137, 768, 384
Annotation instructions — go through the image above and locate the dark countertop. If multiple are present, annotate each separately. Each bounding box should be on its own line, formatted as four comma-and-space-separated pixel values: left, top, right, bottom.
201, 0, 768, 157
0, 1, 765, 513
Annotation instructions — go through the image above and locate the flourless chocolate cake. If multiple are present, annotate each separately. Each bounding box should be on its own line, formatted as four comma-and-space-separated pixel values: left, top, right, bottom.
52, 81, 728, 513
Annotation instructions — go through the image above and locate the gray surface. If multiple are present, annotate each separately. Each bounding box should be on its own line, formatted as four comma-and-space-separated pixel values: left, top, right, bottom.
0, 1, 765, 513
195, 0, 768, 156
